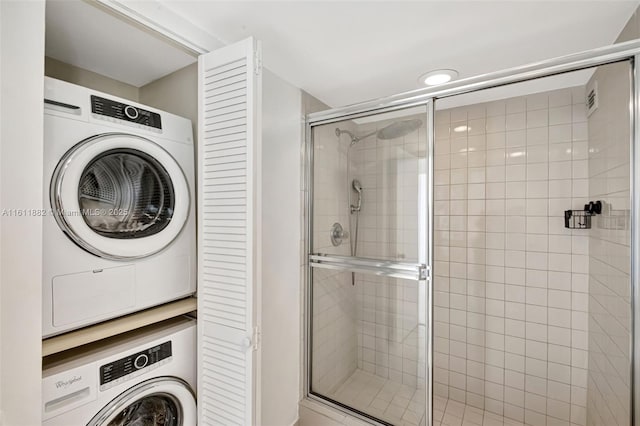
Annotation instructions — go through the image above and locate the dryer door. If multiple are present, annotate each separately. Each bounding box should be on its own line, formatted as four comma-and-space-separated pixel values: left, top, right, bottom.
51, 133, 190, 260
88, 377, 197, 426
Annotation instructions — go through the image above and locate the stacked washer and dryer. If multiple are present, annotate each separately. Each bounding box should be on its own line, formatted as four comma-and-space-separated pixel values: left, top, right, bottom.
41, 77, 198, 424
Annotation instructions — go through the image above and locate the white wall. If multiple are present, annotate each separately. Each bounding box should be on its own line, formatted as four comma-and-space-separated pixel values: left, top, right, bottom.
0, 1, 45, 424
45, 56, 139, 102
261, 69, 303, 426
139, 63, 198, 143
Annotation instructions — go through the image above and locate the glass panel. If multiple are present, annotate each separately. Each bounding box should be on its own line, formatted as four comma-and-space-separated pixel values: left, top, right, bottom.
78, 148, 175, 239
312, 107, 427, 263
432, 64, 632, 426
309, 106, 428, 425
311, 269, 426, 425
107, 394, 180, 425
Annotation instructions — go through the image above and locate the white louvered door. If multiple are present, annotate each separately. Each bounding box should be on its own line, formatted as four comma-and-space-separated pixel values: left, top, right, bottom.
197, 37, 262, 426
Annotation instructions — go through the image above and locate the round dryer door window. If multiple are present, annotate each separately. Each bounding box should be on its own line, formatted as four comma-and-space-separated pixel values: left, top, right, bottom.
78, 149, 175, 239
51, 133, 190, 260
88, 377, 197, 426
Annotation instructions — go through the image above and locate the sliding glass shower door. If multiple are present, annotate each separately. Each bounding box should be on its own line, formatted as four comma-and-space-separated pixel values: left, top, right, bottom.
307, 106, 431, 426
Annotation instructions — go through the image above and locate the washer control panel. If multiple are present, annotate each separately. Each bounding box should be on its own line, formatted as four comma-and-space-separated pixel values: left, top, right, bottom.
91, 95, 162, 130
99, 341, 172, 391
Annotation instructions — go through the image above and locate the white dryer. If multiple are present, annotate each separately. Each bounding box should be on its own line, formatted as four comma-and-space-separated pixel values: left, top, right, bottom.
43, 77, 196, 337
42, 317, 196, 425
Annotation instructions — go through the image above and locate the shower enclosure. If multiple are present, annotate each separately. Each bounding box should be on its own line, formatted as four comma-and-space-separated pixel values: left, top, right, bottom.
305, 40, 640, 426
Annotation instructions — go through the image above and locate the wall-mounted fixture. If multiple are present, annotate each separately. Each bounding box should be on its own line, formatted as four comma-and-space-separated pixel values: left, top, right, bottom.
330, 222, 349, 247
564, 200, 602, 229
418, 69, 459, 86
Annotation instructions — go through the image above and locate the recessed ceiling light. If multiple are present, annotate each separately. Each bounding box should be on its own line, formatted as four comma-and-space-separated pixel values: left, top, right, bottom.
419, 69, 459, 86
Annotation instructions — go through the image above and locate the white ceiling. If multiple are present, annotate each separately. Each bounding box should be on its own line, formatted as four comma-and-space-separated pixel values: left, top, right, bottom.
161, 0, 640, 107
45, 0, 197, 87
46, 1, 640, 107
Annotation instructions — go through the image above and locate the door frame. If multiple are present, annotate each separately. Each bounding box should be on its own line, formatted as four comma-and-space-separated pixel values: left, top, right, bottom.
93, 0, 223, 55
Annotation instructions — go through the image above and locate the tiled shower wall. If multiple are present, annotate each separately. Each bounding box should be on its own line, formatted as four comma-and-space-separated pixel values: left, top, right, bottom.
312, 268, 358, 393
586, 62, 631, 426
432, 87, 590, 425
312, 123, 358, 394
349, 116, 427, 390
353, 275, 425, 389
349, 119, 425, 262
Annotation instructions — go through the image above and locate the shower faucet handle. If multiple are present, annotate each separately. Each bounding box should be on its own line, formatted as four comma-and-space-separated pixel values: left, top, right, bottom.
330, 222, 349, 247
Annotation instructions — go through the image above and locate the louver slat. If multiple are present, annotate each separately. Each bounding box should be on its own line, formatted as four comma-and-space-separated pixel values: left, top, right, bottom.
198, 37, 260, 426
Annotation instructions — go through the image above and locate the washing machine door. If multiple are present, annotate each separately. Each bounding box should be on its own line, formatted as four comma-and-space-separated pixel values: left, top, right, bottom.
88, 377, 196, 426
51, 133, 190, 260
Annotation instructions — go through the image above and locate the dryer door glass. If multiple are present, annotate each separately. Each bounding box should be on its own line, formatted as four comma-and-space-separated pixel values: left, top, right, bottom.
52, 133, 190, 260
106, 394, 180, 426
78, 148, 175, 239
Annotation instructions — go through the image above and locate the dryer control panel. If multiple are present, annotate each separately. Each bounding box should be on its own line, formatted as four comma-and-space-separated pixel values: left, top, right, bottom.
99, 341, 172, 391
91, 95, 162, 130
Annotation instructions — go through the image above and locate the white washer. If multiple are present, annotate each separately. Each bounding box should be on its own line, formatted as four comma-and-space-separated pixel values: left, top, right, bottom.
43, 77, 196, 337
42, 317, 196, 425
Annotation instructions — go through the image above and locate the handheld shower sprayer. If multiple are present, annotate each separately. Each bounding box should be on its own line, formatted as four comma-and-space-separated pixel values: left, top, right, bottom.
349, 179, 362, 285
351, 179, 362, 213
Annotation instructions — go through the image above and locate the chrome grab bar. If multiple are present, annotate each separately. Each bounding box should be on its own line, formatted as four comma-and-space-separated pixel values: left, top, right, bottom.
309, 253, 427, 281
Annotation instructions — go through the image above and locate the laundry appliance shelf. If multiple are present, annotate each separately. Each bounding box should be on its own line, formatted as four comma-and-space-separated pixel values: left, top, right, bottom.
42, 297, 197, 357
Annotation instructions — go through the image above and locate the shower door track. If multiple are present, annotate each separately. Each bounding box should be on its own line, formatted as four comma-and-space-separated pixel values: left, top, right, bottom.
305, 37, 640, 426
308, 38, 640, 126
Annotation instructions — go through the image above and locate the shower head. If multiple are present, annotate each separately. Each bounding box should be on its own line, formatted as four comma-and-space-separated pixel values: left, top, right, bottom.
335, 128, 358, 143
377, 119, 423, 140
335, 118, 423, 145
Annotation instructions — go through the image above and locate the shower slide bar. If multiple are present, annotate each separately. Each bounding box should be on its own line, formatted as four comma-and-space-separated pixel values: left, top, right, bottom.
309, 254, 427, 281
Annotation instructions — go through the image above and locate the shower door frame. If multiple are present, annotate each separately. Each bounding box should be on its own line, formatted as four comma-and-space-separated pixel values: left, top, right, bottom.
305, 102, 434, 426
304, 38, 640, 426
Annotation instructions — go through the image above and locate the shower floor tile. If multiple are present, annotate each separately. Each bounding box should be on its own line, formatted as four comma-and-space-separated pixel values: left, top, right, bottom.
433, 397, 525, 426
325, 371, 528, 426
330, 369, 425, 425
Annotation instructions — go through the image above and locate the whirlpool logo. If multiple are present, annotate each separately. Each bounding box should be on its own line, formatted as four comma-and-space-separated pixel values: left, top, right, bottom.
55, 376, 82, 389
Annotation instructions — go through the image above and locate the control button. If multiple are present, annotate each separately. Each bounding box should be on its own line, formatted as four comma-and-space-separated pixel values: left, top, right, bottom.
124, 105, 139, 120
134, 354, 148, 369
